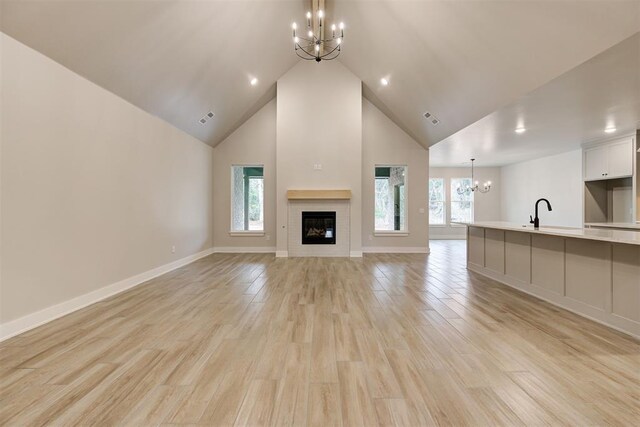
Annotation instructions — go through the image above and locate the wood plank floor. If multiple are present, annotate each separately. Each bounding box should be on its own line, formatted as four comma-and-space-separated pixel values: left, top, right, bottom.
1, 240, 639, 426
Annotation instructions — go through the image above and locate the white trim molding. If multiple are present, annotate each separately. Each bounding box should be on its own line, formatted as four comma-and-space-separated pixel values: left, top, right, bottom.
228, 231, 266, 237
362, 246, 430, 254
350, 251, 363, 257
275, 250, 289, 258
214, 246, 275, 253
429, 235, 467, 240
374, 231, 410, 237
0, 247, 215, 342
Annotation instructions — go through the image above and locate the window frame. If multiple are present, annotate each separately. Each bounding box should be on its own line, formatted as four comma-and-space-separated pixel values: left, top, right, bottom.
373, 164, 409, 236
449, 177, 474, 226
428, 177, 446, 227
229, 164, 265, 236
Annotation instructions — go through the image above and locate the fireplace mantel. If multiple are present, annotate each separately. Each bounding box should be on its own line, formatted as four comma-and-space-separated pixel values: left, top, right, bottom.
287, 190, 351, 200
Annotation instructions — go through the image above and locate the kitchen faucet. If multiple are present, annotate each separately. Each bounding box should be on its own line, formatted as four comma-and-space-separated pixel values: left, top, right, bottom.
530, 198, 552, 229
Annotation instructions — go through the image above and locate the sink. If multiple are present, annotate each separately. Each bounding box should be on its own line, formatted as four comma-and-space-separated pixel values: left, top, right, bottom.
521, 224, 579, 230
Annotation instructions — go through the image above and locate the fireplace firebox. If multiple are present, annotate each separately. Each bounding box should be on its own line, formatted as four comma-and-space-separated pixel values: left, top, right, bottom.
301, 211, 336, 244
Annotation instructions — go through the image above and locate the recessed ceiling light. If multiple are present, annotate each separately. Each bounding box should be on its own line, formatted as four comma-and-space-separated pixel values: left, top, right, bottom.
515, 127, 526, 134
250, 78, 258, 86
604, 127, 616, 133
380, 78, 389, 86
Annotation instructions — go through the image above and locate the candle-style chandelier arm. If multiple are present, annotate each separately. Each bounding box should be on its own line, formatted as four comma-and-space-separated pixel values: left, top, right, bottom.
456, 158, 492, 195
293, 40, 343, 62
291, 9, 344, 62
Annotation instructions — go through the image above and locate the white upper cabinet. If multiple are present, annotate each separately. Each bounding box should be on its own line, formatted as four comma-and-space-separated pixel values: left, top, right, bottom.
607, 139, 633, 178
584, 138, 633, 181
584, 146, 608, 181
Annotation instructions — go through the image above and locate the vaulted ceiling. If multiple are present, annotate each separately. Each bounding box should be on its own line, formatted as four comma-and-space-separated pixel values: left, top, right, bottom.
2, 0, 639, 153
431, 32, 640, 167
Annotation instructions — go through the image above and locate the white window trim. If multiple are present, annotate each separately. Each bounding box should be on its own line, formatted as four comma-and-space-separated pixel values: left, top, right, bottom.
374, 231, 410, 237
229, 231, 265, 236
374, 164, 409, 234
230, 164, 265, 234
449, 177, 475, 225
428, 177, 446, 226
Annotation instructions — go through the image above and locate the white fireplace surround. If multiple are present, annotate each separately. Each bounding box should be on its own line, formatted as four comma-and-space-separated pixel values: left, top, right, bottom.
287, 199, 350, 257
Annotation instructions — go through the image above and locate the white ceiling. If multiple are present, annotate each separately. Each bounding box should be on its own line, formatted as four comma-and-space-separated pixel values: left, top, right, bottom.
0, 0, 304, 146
1, 1, 639, 150
430, 32, 640, 167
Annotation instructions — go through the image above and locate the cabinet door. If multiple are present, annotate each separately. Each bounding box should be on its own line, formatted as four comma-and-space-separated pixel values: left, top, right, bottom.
607, 139, 633, 178
584, 146, 608, 181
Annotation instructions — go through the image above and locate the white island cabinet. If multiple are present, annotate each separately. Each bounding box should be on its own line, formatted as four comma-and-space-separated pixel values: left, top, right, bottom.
462, 222, 640, 338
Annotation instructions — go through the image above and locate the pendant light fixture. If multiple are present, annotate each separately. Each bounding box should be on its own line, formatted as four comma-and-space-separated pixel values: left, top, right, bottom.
291, 9, 344, 62
456, 159, 491, 195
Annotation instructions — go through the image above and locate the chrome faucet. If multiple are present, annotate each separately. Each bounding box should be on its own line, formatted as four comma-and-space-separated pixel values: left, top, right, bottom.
530, 198, 552, 229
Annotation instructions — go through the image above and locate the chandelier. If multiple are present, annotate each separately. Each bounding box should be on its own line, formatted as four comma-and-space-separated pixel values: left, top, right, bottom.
291, 10, 344, 62
456, 159, 491, 195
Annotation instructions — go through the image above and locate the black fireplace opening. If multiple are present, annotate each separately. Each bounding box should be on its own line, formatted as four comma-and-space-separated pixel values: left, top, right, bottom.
301, 211, 336, 245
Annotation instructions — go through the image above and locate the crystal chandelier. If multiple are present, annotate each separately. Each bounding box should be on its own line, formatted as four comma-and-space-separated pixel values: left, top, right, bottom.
291, 10, 344, 62
457, 158, 491, 195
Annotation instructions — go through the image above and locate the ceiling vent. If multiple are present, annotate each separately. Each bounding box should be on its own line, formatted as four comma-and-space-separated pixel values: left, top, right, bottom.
199, 111, 215, 125
424, 111, 440, 126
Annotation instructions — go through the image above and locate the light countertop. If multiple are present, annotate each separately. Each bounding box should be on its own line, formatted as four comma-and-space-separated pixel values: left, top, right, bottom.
585, 222, 640, 230
456, 221, 640, 246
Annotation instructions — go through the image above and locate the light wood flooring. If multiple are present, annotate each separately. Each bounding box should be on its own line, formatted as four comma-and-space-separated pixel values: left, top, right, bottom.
1, 240, 639, 426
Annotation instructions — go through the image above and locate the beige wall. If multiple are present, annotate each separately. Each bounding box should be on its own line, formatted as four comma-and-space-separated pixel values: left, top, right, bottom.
212, 99, 276, 250
429, 167, 501, 239
212, 94, 431, 253
276, 61, 362, 255
362, 99, 429, 250
501, 149, 583, 227
1, 34, 214, 324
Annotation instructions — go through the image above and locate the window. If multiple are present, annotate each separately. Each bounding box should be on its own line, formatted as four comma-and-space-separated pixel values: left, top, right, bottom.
374, 166, 407, 231
231, 165, 264, 231
450, 178, 474, 223
428, 178, 445, 225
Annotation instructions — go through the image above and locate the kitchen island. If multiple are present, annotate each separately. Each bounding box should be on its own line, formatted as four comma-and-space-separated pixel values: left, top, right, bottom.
460, 221, 639, 338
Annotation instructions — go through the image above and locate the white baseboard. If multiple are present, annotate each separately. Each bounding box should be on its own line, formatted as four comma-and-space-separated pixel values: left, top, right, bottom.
213, 246, 276, 253
362, 246, 430, 254
0, 247, 215, 342
275, 250, 289, 258
350, 251, 363, 258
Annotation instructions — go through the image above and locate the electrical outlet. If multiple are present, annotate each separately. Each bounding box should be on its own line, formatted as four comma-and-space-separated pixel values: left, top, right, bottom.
266, 234, 271, 241
171, 245, 176, 253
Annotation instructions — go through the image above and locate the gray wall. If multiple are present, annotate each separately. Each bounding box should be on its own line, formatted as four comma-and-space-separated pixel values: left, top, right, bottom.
1, 34, 214, 324
276, 60, 363, 255
212, 99, 276, 250
362, 99, 429, 251
501, 149, 583, 227
429, 167, 501, 239
211, 84, 430, 253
